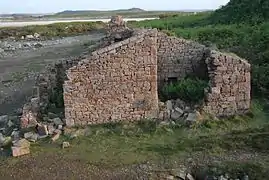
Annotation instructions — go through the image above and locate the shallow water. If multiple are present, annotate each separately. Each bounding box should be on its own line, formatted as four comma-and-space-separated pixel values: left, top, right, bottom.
0, 17, 158, 27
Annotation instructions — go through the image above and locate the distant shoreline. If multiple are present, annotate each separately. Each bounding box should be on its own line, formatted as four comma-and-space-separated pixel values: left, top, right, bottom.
0, 17, 158, 27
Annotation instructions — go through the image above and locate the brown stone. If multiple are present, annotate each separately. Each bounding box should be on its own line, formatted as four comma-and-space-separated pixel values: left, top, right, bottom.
12, 146, 30, 157
31, 25, 251, 127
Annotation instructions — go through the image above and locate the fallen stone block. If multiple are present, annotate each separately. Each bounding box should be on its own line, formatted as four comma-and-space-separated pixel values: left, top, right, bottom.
20, 103, 38, 128
0, 115, 8, 126
13, 139, 30, 148
171, 110, 183, 120
11, 146, 30, 157
24, 132, 38, 142
47, 124, 56, 135
51, 132, 61, 142
48, 112, 58, 119
53, 118, 64, 126
62, 142, 70, 149
36, 124, 48, 136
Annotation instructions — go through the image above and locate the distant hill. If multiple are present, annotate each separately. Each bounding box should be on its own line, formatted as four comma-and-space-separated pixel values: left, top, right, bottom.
55, 8, 145, 16
210, 0, 269, 24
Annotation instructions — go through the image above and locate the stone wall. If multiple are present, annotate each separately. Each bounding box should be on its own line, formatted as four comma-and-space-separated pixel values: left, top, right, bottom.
63, 29, 159, 126
203, 51, 251, 116
36, 56, 85, 114
157, 32, 209, 87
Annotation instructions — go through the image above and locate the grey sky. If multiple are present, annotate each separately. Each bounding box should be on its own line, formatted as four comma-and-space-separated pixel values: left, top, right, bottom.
0, 0, 230, 14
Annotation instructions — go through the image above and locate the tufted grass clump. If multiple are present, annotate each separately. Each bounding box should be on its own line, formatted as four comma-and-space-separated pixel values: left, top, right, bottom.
160, 77, 208, 103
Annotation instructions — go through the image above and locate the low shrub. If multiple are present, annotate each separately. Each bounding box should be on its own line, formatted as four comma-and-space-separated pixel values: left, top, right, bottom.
160, 77, 208, 103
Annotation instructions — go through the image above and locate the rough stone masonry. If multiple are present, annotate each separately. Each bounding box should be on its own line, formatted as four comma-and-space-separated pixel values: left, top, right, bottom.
31, 16, 251, 127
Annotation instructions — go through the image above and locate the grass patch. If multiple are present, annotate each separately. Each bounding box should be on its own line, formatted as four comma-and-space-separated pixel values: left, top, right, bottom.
0, 21, 106, 40
23, 100, 268, 168
1, 100, 268, 178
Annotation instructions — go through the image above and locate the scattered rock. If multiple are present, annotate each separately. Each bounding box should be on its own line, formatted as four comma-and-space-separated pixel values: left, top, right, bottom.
36, 124, 48, 136
62, 141, 70, 149
7, 119, 14, 127
186, 113, 197, 123
57, 124, 63, 130
48, 112, 58, 119
11, 130, 20, 140
24, 132, 38, 142
34, 43, 43, 48
171, 110, 184, 120
13, 138, 30, 148
166, 100, 173, 111
51, 131, 61, 142
0, 133, 5, 145
47, 124, 56, 135
0, 115, 8, 126
34, 33, 40, 39
186, 173, 195, 180
20, 103, 38, 128
52, 117, 64, 126
25, 35, 34, 39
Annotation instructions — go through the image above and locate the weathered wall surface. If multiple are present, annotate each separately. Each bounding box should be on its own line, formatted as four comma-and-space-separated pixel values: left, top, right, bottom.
63, 29, 159, 126
157, 32, 209, 86
36, 56, 83, 114
203, 51, 251, 116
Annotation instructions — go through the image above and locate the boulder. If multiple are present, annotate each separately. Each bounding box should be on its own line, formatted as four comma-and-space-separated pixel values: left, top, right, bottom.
0, 48, 4, 53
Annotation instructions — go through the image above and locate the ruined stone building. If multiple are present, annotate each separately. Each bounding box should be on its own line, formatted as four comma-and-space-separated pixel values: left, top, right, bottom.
32, 16, 251, 127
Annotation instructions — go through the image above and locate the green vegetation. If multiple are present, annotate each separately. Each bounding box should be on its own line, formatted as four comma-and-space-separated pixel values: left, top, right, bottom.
130, 0, 269, 97
0, 21, 105, 39
1, 100, 268, 178
160, 77, 208, 103
48, 9, 189, 18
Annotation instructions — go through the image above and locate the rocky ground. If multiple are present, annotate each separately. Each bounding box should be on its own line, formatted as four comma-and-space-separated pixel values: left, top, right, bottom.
0, 33, 105, 116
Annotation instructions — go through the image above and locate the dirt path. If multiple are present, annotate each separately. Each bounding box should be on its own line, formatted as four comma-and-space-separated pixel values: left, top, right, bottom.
0, 33, 105, 115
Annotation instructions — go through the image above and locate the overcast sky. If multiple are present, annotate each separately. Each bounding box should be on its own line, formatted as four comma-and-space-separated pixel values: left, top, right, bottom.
0, 0, 230, 14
